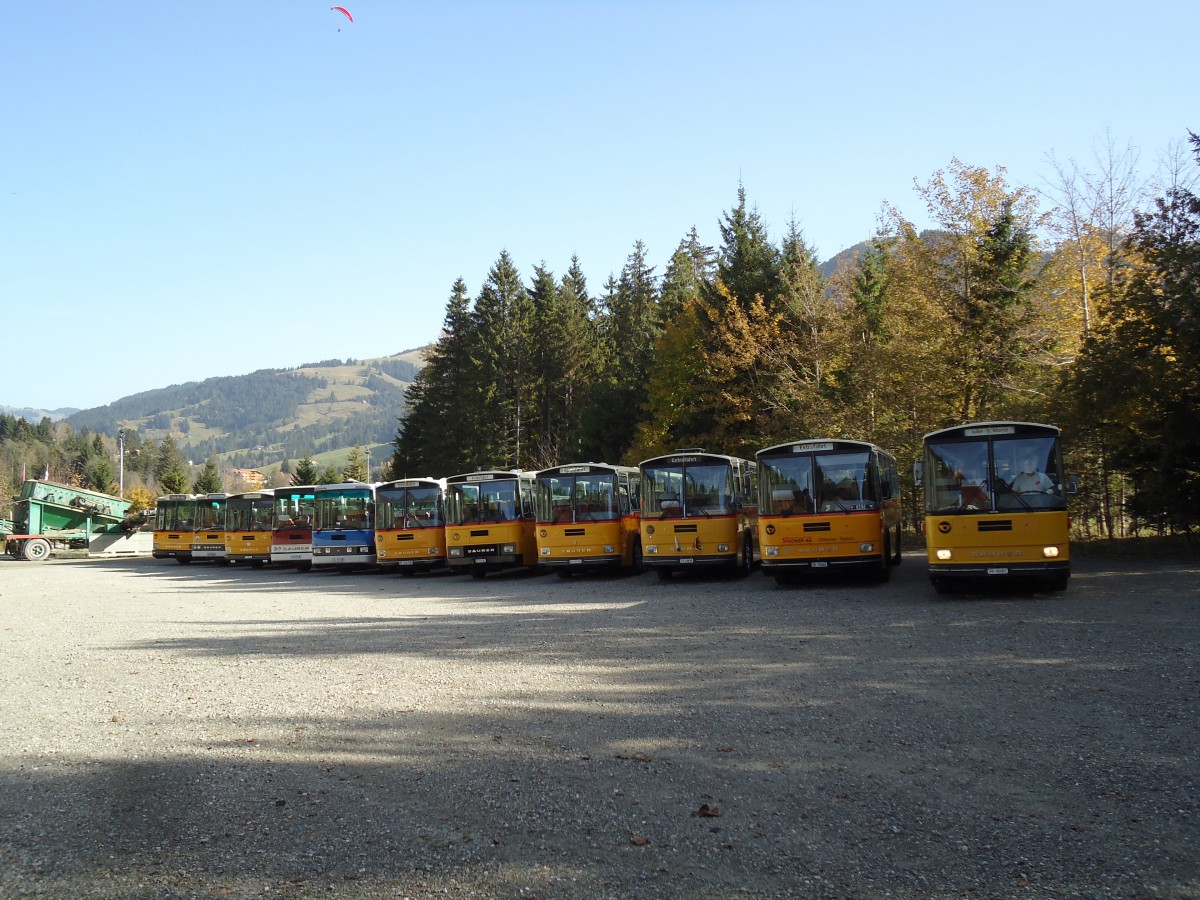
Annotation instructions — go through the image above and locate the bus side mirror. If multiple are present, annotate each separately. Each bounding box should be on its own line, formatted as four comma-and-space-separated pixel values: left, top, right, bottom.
912, 461, 924, 487
1066, 474, 1079, 494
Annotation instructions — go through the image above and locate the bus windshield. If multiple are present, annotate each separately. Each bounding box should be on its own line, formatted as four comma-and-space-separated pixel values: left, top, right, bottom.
924, 435, 1066, 513
378, 485, 443, 529
447, 480, 523, 525
314, 490, 373, 530
535, 471, 620, 523
642, 463, 735, 518
228, 497, 273, 531
760, 450, 876, 515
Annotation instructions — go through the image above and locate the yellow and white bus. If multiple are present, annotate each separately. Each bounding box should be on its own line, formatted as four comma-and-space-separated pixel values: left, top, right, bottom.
444, 470, 538, 578
152, 494, 198, 564
533, 463, 642, 577
639, 450, 757, 580
191, 493, 229, 564
375, 477, 448, 574
756, 439, 902, 584
224, 490, 275, 567
918, 421, 1075, 593
271, 485, 316, 571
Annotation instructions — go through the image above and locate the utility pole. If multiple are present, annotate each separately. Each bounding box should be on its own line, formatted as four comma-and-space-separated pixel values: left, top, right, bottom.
118, 428, 126, 498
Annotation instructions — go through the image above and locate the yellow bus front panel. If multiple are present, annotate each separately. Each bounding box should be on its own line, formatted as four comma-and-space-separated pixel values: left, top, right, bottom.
925, 510, 1071, 583
759, 512, 889, 573
226, 530, 272, 565
377, 527, 447, 571
153, 530, 193, 563
536, 517, 638, 572
641, 516, 744, 570
446, 520, 538, 576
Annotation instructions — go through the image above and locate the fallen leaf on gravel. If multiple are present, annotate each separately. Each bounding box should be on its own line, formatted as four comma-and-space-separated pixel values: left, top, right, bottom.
630, 834, 650, 846
616, 753, 653, 762
692, 804, 721, 818
717, 746, 734, 753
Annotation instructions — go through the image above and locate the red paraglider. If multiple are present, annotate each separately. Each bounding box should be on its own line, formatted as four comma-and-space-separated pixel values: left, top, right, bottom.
330, 6, 353, 23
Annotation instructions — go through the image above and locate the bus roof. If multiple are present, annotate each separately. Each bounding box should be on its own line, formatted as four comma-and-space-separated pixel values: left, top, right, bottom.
377, 477, 447, 490
756, 438, 887, 458
535, 462, 640, 477
923, 421, 1061, 442
638, 451, 754, 467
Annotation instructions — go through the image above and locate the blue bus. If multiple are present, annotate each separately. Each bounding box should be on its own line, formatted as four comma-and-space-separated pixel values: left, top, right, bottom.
311, 481, 377, 572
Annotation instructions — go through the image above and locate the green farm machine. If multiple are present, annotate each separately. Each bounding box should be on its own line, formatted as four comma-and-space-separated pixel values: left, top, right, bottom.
1, 479, 145, 561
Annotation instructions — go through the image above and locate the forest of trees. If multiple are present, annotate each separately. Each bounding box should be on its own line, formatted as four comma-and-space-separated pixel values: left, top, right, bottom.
392, 134, 1200, 536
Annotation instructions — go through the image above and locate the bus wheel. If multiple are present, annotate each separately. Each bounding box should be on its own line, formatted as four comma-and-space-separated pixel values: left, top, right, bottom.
874, 539, 891, 582
176, 557, 192, 565
740, 537, 754, 576
295, 562, 312, 572
657, 568, 673, 581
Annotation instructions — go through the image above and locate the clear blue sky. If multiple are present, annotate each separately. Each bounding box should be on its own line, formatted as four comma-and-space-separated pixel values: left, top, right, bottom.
2, 1, 1193, 412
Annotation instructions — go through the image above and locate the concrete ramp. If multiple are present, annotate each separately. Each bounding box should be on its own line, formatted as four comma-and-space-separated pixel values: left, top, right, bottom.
88, 532, 153, 557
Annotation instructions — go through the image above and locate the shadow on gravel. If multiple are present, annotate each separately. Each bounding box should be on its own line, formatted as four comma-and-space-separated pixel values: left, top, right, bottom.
3, 556, 1197, 897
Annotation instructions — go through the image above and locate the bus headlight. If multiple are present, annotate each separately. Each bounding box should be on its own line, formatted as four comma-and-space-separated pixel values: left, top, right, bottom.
540, 547, 551, 557
1043, 546, 1059, 558
427, 547, 439, 556
603, 545, 615, 554
936, 549, 952, 560
449, 547, 463, 558
860, 542, 874, 553
501, 543, 516, 554
717, 543, 729, 552
765, 546, 779, 557
646, 545, 658, 554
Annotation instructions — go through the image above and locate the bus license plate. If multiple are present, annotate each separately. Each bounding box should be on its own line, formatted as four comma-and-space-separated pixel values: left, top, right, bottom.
812, 561, 828, 568
987, 567, 1009, 575
569, 559, 582, 565
475, 558, 487, 564
399, 560, 414, 566
680, 557, 694, 564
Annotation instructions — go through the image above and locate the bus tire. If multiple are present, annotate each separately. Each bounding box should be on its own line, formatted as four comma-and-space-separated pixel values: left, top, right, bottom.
740, 536, 754, 576
176, 557, 192, 565
295, 561, 312, 572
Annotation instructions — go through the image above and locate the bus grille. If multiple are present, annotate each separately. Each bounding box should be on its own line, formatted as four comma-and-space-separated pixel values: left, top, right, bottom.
803, 522, 831, 532
978, 520, 1013, 532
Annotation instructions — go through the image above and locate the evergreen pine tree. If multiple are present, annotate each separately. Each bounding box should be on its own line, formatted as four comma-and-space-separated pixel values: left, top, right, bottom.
156, 436, 190, 494
192, 457, 223, 493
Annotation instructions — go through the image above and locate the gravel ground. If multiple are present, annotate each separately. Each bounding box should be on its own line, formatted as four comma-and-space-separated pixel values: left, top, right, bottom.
0, 553, 1196, 899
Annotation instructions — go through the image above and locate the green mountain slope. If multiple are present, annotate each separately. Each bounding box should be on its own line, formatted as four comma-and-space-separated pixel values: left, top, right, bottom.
66, 350, 426, 469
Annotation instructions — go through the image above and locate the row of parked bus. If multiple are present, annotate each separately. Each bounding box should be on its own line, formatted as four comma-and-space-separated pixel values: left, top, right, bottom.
152, 422, 1076, 592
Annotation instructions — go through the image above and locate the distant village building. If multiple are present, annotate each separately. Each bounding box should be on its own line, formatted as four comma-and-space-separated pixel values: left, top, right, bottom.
230, 468, 268, 488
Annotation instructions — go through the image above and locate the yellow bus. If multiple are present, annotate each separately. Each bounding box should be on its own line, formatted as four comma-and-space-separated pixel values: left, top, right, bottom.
224, 490, 275, 567
756, 439, 902, 585
375, 477, 448, 575
152, 493, 198, 564
444, 470, 538, 578
191, 493, 229, 564
918, 421, 1076, 593
639, 450, 758, 580
533, 463, 642, 577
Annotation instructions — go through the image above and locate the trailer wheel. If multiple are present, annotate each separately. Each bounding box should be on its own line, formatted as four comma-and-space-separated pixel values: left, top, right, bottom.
23, 538, 52, 562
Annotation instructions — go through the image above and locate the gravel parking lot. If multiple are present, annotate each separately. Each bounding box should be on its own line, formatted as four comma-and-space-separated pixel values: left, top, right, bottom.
0, 553, 1197, 899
